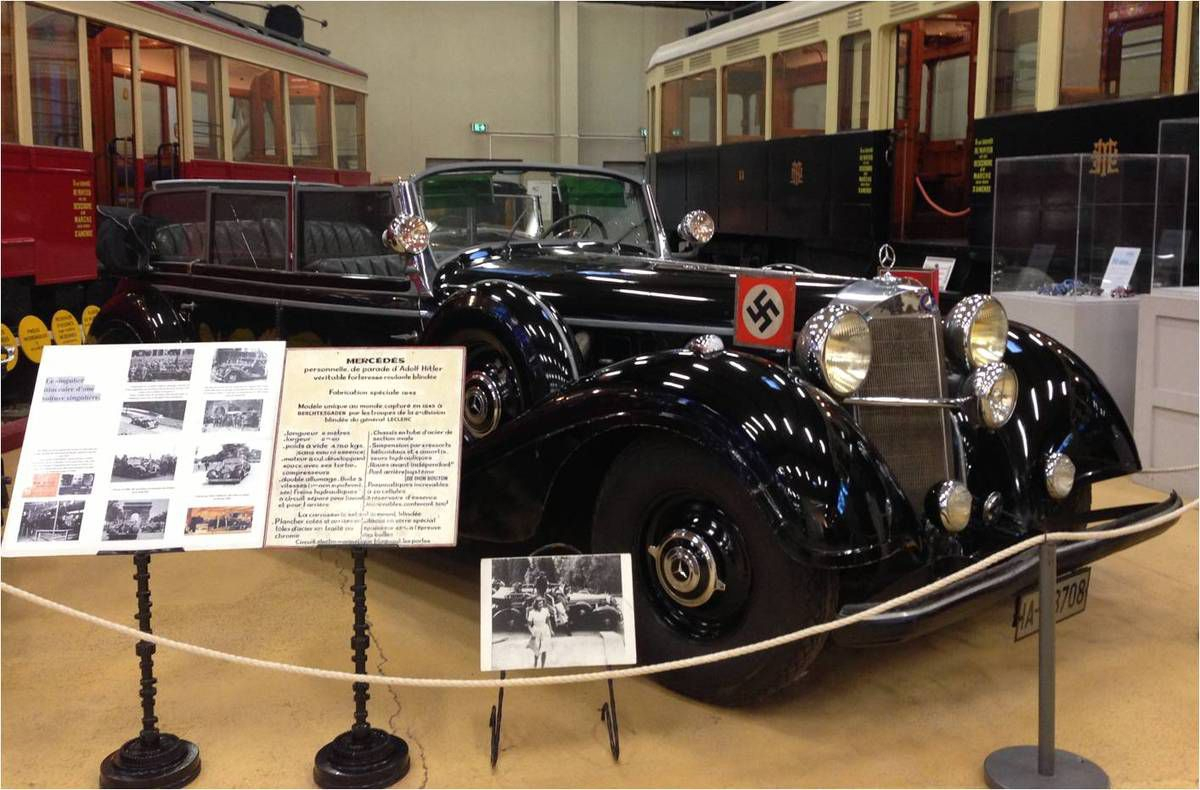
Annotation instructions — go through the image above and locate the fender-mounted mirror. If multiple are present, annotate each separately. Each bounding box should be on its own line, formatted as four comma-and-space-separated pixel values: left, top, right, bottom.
383, 213, 431, 255
677, 209, 715, 247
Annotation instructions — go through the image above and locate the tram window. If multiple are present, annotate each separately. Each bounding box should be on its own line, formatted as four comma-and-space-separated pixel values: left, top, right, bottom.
334, 87, 365, 170
190, 51, 222, 160
27, 5, 83, 148
660, 70, 716, 150
289, 76, 330, 167
228, 59, 285, 165
988, 1, 1039, 113
139, 38, 178, 180
2, 3, 15, 143
926, 56, 970, 141
1060, 1, 1176, 105
723, 58, 765, 141
772, 42, 827, 138
837, 32, 871, 131
210, 193, 287, 270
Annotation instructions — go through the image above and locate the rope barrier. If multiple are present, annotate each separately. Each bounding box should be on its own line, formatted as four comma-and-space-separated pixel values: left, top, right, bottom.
1139, 463, 1199, 474
914, 176, 971, 218
2, 497, 1195, 690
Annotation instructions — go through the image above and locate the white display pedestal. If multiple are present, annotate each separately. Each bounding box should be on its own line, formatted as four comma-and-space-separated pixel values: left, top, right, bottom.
996, 292, 1140, 425
1132, 287, 1199, 498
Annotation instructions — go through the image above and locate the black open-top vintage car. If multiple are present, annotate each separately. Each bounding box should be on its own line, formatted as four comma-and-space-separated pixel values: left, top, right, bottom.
92, 163, 1181, 704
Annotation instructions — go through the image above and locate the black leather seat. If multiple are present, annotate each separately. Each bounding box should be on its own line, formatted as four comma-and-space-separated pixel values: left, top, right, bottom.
303, 220, 407, 277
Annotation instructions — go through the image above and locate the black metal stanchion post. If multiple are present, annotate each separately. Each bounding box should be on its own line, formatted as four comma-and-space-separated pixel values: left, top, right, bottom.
314, 547, 410, 789
984, 542, 1109, 788
99, 552, 201, 788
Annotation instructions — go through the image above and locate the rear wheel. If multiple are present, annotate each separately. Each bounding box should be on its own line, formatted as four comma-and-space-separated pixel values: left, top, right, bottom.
592, 435, 837, 705
447, 329, 525, 440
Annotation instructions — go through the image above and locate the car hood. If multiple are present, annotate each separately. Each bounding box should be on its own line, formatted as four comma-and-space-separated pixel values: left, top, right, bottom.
433, 243, 862, 332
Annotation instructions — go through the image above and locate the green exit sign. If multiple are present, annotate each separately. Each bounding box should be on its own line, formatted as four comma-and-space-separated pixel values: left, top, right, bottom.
471, 121, 488, 134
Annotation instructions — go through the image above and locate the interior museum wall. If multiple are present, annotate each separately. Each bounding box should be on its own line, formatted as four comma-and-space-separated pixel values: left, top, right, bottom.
230, 1, 704, 179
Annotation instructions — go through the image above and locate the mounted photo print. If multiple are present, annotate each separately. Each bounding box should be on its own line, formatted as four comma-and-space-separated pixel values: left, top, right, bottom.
480, 553, 636, 672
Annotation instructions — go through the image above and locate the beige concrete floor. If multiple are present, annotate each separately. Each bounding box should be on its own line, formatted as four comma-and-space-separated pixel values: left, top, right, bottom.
1, 474, 1196, 788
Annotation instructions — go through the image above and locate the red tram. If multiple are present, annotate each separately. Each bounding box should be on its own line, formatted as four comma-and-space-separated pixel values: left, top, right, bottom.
1, 0, 369, 399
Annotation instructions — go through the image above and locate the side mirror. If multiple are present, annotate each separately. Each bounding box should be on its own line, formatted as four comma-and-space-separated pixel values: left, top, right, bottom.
383, 213, 431, 255
676, 209, 715, 247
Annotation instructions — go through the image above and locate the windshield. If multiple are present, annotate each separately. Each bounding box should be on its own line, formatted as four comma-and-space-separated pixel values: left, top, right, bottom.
415, 168, 658, 260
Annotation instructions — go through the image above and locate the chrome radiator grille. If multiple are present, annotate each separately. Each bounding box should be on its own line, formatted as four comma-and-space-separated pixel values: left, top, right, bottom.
853, 313, 953, 505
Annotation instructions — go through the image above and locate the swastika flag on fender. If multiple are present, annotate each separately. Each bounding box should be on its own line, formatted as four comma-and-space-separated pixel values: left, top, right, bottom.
734, 273, 796, 350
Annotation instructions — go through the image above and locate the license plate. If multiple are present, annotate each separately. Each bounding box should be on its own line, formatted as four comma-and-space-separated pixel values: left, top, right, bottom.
1012, 567, 1091, 641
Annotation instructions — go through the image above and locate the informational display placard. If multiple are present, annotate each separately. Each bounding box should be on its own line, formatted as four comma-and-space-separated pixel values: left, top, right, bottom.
2, 342, 285, 556
265, 347, 465, 547
481, 553, 636, 671
1101, 246, 1141, 294
922, 256, 956, 290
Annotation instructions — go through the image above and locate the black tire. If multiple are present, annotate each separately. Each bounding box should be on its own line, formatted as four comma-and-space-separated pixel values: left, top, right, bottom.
93, 321, 141, 345
592, 435, 837, 706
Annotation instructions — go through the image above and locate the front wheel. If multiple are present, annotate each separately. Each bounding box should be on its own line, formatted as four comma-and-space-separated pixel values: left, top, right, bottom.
592, 436, 837, 705
446, 329, 525, 440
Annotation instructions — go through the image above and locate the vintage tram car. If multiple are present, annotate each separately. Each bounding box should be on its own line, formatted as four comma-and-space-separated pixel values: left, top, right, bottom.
644, 1, 1198, 292
0, 0, 369, 404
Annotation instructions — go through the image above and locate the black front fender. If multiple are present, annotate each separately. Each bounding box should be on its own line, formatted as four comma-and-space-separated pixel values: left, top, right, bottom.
960, 322, 1139, 527
460, 347, 921, 569
422, 279, 581, 404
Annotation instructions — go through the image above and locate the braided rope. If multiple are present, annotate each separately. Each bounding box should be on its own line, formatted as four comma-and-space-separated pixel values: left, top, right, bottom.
1138, 464, 1199, 474
2, 497, 1194, 689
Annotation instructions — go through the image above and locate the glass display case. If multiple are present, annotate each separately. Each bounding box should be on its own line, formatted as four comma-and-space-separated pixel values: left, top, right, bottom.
991, 152, 1191, 295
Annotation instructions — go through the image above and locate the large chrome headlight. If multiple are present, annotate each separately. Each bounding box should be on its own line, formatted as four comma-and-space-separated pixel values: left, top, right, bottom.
965, 362, 1018, 429
677, 210, 715, 245
797, 304, 871, 396
946, 295, 1008, 368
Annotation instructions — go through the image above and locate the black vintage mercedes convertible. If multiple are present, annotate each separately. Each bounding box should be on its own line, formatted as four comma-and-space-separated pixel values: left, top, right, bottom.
91, 163, 1179, 704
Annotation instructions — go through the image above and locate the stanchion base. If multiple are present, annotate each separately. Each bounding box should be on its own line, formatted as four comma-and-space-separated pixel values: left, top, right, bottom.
314, 728, 410, 789
984, 746, 1109, 789
99, 733, 201, 788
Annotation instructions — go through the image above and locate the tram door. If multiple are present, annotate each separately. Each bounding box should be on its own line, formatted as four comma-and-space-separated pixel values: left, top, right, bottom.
891, 6, 978, 241
87, 24, 135, 207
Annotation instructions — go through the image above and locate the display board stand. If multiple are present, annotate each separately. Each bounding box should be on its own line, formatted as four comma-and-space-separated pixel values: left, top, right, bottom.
313, 548, 410, 789
488, 671, 620, 766
99, 552, 201, 789
488, 541, 621, 767
983, 543, 1109, 788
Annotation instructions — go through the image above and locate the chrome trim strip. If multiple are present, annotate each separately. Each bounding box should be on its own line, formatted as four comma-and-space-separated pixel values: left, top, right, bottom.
843, 395, 971, 409
155, 285, 431, 318
563, 316, 734, 336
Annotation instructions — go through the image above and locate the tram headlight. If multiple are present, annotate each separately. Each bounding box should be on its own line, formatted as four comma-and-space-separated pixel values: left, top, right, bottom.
797, 304, 872, 396
946, 295, 1008, 369
965, 362, 1018, 429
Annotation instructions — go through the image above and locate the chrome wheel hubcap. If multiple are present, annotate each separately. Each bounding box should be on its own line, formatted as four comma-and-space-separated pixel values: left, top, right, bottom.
463, 372, 502, 438
647, 528, 726, 608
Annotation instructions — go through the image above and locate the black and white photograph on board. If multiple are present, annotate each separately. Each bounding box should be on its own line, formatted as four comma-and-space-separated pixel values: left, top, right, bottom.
17, 500, 85, 542
202, 399, 263, 432
102, 499, 168, 541
210, 348, 269, 383
128, 348, 195, 382
111, 451, 178, 483
480, 553, 636, 671
192, 442, 263, 487
118, 400, 187, 435
57, 472, 94, 496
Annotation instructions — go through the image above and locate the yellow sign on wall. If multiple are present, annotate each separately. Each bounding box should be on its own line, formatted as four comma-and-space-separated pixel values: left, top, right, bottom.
51, 310, 82, 345
0, 323, 17, 372
17, 316, 51, 364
